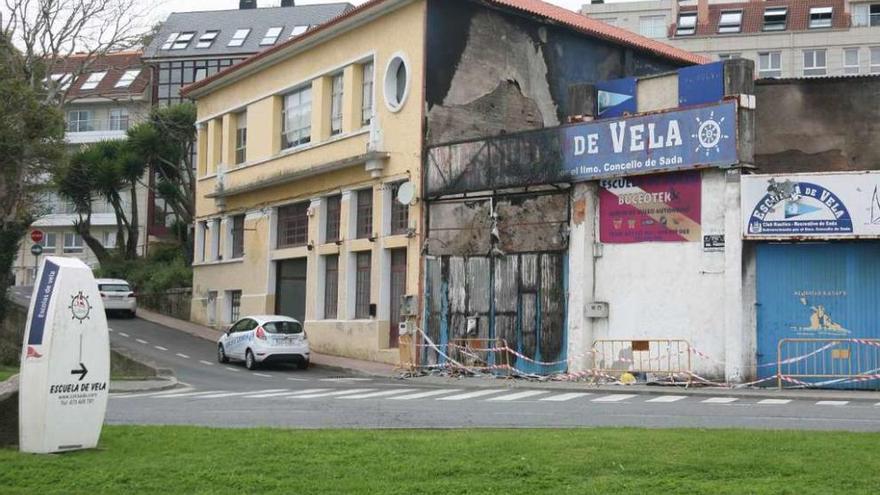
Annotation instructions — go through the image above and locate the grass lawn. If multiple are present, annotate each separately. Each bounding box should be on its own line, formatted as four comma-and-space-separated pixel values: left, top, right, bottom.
0, 366, 17, 381
1, 426, 878, 494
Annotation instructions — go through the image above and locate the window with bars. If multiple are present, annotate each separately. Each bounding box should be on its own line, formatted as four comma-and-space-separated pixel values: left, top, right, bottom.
356, 189, 373, 239
282, 86, 312, 149
355, 252, 371, 319
390, 182, 409, 235
235, 111, 247, 165
231, 214, 245, 258
330, 73, 343, 135
324, 255, 339, 319
362, 62, 374, 126
277, 202, 309, 248
229, 290, 242, 322
325, 194, 341, 242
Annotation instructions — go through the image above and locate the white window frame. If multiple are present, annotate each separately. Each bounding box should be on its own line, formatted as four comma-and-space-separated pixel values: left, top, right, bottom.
803, 49, 827, 76
109, 108, 129, 131
67, 110, 93, 132
281, 86, 312, 149
844, 48, 861, 75
330, 73, 344, 136
196, 30, 220, 49
361, 61, 374, 126
718, 53, 741, 60
40, 233, 57, 253
260, 27, 283, 46
638, 15, 666, 39
717, 10, 743, 34
871, 47, 880, 74
210, 218, 221, 261
235, 111, 247, 165
809, 7, 833, 29
758, 51, 782, 78
228, 28, 250, 47
676, 12, 697, 36
80, 71, 107, 90
102, 231, 117, 249
63, 233, 84, 254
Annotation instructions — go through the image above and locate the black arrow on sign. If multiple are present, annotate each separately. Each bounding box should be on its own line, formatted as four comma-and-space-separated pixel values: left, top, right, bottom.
71, 362, 88, 381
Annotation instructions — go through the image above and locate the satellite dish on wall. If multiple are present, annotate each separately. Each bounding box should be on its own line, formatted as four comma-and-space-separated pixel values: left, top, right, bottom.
396, 181, 416, 206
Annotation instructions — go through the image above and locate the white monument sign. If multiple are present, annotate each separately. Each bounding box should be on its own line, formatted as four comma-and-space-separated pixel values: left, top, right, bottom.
19, 256, 110, 454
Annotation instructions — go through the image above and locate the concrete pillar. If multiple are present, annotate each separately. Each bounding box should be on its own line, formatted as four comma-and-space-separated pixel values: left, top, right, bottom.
312, 77, 332, 143
220, 113, 235, 169
196, 124, 208, 177
342, 64, 363, 134
307, 198, 323, 321
723, 168, 745, 383
339, 190, 355, 319
206, 118, 222, 174
567, 182, 599, 372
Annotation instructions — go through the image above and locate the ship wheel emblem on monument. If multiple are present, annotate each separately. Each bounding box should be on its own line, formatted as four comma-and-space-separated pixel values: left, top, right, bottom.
691, 110, 728, 157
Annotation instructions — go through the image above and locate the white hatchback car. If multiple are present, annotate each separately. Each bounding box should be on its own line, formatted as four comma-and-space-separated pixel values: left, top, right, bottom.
217, 315, 310, 370
96, 278, 137, 318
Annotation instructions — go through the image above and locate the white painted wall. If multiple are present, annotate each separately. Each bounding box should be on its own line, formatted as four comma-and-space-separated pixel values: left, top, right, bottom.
568, 168, 746, 380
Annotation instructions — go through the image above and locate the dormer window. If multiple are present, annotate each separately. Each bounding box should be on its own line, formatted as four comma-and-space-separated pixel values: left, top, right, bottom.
115, 69, 141, 88
260, 27, 283, 46
80, 71, 107, 90
763, 7, 787, 31
160, 33, 179, 50
676, 12, 697, 36
290, 25, 309, 37
171, 32, 195, 50
228, 28, 250, 47
809, 7, 833, 29
196, 30, 220, 49
717, 10, 742, 34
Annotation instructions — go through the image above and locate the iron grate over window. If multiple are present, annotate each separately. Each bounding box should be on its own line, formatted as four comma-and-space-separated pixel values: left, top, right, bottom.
390, 182, 409, 235
277, 202, 309, 248
231, 214, 245, 259
356, 188, 373, 239
324, 255, 339, 319
355, 252, 372, 319
325, 194, 341, 242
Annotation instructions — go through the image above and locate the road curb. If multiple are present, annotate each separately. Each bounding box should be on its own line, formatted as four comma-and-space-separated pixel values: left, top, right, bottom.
110, 376, 179, 394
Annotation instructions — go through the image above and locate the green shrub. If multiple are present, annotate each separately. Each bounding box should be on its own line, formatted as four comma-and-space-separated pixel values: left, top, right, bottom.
93, 244, 192, 296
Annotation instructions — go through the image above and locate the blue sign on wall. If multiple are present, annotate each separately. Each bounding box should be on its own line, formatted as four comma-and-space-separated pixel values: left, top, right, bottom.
596, 77, 637, 118
678, 62, 725, 107
561, 101, 738, 182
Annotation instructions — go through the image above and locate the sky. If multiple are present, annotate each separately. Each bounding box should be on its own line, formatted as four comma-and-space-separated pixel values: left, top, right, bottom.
151, 0, 590, 23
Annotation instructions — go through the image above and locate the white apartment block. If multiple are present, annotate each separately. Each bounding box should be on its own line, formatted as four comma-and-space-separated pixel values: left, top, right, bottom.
582, 0, 880, 78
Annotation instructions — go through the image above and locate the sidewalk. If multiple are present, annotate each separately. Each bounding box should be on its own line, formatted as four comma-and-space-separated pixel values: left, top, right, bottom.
136, 309, 397, 377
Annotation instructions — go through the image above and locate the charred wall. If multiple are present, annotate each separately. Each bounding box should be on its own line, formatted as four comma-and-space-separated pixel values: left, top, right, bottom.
755, 77, 880, 173
425, 0, 684, 147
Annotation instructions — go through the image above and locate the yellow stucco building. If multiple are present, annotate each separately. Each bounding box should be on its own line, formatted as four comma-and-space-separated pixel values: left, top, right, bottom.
183, 1, 426, 364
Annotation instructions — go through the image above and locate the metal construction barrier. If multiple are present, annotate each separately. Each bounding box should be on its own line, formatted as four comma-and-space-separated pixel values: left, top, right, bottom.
592, 339, 692, 378
445, 338, 513, 377
777, 338, 880, 390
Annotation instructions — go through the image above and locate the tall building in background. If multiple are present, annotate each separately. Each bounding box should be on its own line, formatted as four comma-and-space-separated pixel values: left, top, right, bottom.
582, 0, 880, 78
12, 51, 152, 285
140, 0, 352, 238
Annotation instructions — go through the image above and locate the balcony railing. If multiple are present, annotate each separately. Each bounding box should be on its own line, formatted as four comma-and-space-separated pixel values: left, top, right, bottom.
66, 118, 130, 133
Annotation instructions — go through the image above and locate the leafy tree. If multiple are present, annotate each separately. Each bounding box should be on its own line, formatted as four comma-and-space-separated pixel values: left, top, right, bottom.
0, 31, 64, 320
55, 138, 146, 262
127, 103, 197, 262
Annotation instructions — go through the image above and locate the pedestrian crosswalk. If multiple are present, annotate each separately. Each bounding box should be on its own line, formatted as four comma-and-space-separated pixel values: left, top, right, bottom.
111, 387, 861, 407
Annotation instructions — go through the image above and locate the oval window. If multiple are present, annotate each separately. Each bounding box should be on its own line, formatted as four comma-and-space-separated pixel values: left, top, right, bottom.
384, 54, 410, 112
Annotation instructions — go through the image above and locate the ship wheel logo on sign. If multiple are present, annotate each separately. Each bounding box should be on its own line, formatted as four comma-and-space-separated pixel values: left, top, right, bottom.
69, 291, 92, 323
691, 111, 728, 157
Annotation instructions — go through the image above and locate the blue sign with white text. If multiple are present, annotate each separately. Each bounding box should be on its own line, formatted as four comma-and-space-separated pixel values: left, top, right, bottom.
561, 101, 738, 182
28, 260, 59, 346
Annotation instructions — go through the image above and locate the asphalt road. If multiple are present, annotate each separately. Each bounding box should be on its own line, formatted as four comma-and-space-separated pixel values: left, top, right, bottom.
103, 315, 880, 431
